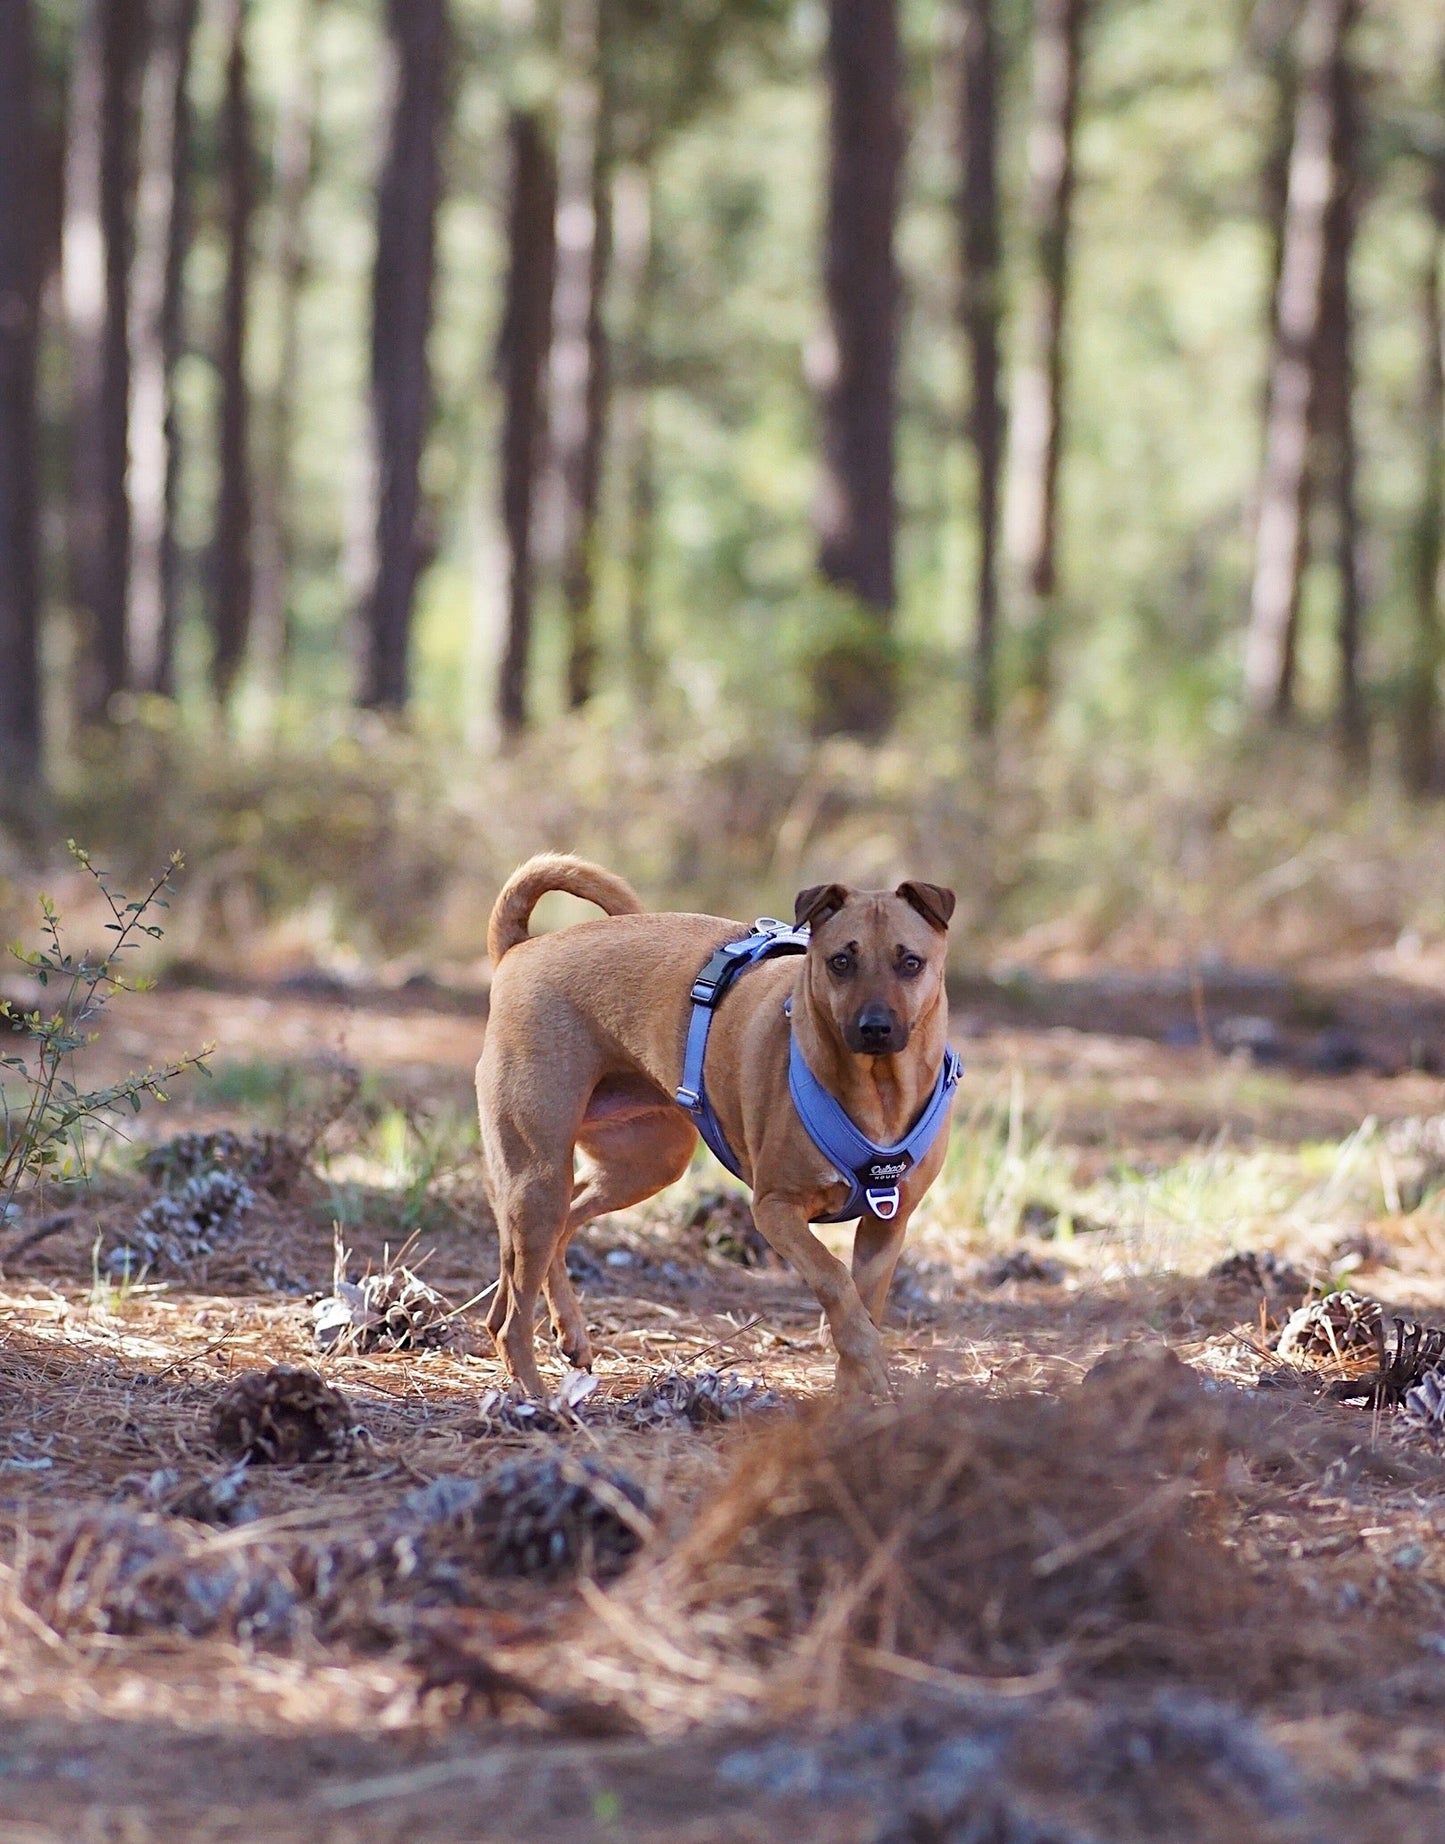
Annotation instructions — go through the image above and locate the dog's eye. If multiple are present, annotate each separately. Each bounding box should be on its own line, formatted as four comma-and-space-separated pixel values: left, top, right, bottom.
898, 953, 924, 977
827, 952, 853, 976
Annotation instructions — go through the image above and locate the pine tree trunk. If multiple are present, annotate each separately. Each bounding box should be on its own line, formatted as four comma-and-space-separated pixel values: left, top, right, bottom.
129, 0, 197, 697
0, 0, 44, 788
1245, 0, 1356, 719
211, 0, 253, 702
1317, 28, 1364, 764
359, 0, 449, 711
959, 0, 1005, 738
66, 0, 145, 721
547, 0, 613, 713
1007, 0, 1084, 702
617, 159, 660, 716
252, 0, 321, 706
496, 108, 558, 739
815, 0, 903, 737
1402, 166, 1445, 796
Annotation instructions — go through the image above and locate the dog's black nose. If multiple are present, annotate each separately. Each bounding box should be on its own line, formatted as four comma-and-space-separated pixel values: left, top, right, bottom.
856, 1005, 898, 1051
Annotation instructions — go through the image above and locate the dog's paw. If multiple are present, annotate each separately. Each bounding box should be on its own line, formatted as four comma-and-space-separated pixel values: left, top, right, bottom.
833, 1349, 894, 1402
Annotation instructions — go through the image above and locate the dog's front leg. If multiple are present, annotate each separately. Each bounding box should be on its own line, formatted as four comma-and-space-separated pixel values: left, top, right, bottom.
751, 1192, 893, 1398
851, 1207, 913, 1328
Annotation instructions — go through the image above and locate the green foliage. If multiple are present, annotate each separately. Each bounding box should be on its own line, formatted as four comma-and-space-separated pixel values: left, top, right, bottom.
0, 846, 212, 1220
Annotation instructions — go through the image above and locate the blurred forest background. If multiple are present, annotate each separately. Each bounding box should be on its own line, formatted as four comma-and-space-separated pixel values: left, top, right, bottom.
1, 0, 1445, 979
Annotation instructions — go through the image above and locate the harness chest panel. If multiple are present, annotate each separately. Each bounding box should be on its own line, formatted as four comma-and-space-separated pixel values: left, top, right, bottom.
673, 920, 961, 1224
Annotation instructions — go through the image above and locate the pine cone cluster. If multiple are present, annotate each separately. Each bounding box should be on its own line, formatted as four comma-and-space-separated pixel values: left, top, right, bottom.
211, 1364, 357, 1465
1275, 1290, 1383, 1366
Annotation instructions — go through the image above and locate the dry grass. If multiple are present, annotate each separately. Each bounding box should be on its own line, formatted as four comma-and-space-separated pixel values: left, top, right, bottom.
10, 721, 1445, 984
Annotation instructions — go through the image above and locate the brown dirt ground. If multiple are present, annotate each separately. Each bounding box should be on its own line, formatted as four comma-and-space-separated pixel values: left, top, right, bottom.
1, 981, 1445, 1842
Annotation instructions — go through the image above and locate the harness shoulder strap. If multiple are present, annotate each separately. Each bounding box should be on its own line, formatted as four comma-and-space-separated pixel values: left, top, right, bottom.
674, 922, 808, 1181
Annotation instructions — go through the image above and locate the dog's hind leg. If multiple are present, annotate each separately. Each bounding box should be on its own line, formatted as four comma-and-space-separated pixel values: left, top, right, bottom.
476, 1036, 596, 1399
542, 1098, 697, 1369
486, 1166, 574, 1398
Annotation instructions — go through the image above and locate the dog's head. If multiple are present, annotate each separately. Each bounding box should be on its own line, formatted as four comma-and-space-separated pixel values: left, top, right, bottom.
793, 881, 955, 1056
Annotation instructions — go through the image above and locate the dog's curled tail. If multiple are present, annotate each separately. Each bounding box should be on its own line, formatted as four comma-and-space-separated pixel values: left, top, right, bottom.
487, 854, 646, 965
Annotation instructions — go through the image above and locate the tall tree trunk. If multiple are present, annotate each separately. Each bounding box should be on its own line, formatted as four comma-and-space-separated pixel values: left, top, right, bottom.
252, 0, 321, 707
1317, 26, 1364, 764
359, 0, 449, 711
1245, 0, 1356, 720
0, 0, 44, 789
616, 158, 660, 716
211, 0, 253, 703
815, 0, 903, 738
1007, 0, 1084, 703
959, 0, 1005, 738
1402, 163, 1445, 796
496, 107, 558, 740
66, 0, 145, 721
547, 0, 613, 712
129, 0, 198, 697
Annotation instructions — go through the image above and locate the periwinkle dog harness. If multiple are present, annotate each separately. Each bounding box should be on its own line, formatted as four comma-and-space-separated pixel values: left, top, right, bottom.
674, 920, 963, 1224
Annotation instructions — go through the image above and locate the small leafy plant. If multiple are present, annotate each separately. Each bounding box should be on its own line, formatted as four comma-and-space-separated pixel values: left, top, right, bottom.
0, 844, 211, 1226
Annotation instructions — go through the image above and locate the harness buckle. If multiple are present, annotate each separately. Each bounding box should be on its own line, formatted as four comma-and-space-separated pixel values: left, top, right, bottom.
675, 1083, 701, 1111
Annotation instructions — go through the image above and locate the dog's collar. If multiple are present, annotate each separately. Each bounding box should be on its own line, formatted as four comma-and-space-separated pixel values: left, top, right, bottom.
674, 921, 961, 1224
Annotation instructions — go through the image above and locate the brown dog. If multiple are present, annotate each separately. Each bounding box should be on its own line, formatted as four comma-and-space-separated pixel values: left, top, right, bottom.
476, 854, 957, 1397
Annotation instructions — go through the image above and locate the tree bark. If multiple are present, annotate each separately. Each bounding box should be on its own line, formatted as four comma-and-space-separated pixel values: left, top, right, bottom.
1007, 0, 1084, 701
0, 0, 44, 788
210, 0, 253, 703
616, 159, 660, 716
1245, 0, 1357, 719
252, 0, 322, 706
547, 0, 613, 713
359, 0, 449, 711
66, 0, 145, 721
1316, 25, 1364, 764
496, 108, 558, 740
815, 0, 903, 737
1402, 162, 1445, 796
959, 0, 1005, 738
129, 0, 198, 697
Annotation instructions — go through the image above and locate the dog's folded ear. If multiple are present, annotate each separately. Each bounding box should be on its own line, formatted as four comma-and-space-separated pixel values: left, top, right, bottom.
896, 881, 956, 932
794, 882, 850, 931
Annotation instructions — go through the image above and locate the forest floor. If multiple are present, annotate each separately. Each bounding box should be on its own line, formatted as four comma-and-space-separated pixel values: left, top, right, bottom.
1, 969, 1445, 1842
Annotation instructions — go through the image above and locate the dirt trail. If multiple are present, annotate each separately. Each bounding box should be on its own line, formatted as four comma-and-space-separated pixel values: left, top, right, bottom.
0, 978, 1443, 1841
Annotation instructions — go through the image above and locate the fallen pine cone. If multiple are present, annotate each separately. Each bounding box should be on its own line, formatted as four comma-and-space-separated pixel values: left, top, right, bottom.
1275, 1291, 1382, 1368
624, 1369, 785, 1428
980, 1250, 1066, 1288
313, 1230, 465, 1355
395, 1456, 651, 1582
1329, 1318, 1445, 1409
143, 1127, 307, 1199
1208, 1250, 1308, 1296
211, 1364, 357, 1465
1404, 1370, 1445, 1436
